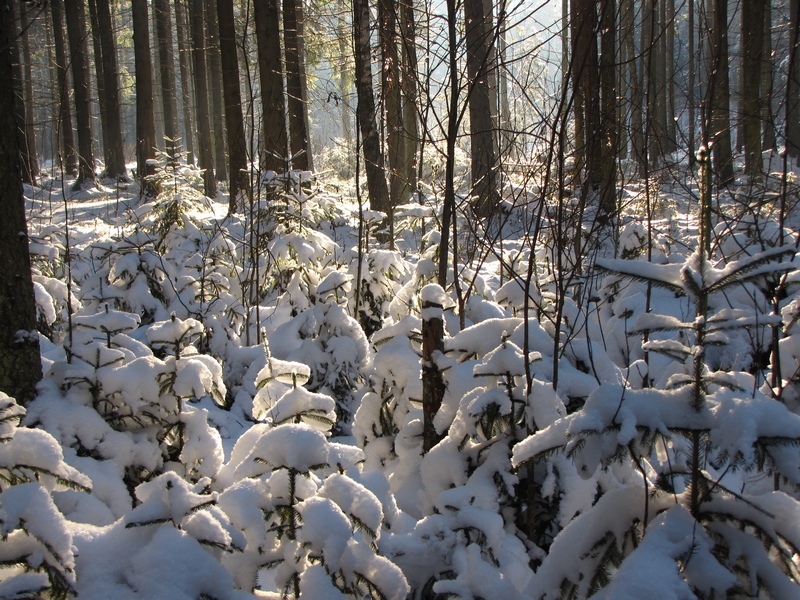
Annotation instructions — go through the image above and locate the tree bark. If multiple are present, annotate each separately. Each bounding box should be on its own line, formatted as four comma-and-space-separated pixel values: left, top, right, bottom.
175, 0, 196, 165
787, 0, 800, 161
154, 0, 180, 162
9, 1, 36, 186
0, 3, 42, 403
762, 0, 776, 152
188, 0, 217, 196
205, 0, 228, 180
464, 0, 499, 218
742, 0, 765, 180
709, 0, 734, 184
353, 0, 390, 212
18, 2, 39, 184
284, 0, 313, 171
93, 0, 127, 179
132, 0, 158, 192
400, 0, 419, 198
599, 0, 617, 216
64, 0, 97, 187
255, 0, 289, 173
50, 0, 78, 176
380, 0, 405, 207
571, 0, 600, 190
217, 0, 250, 211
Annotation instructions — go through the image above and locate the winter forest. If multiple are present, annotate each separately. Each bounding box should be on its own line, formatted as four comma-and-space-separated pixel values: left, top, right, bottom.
1, 0, 800, 596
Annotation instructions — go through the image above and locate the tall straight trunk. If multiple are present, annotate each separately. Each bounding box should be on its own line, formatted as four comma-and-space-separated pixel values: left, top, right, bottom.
666, 0, 676, 153
205, 0, 228, 180
283, 0, 312, 171
380, 0, 405, 207
742, 0, 765, 180
762, 1, 775, 152
154, 0, 180, 161
18, 3, 39, 183
464, 0, 499, 217
709, 0, 734, 184
64, 0, 97, 187
132, 0, 158, 189
93, 0, 127, 179
86, 0, 111, 174
787, 0, 800, 161
0, 2, 42, 403
50, 0, 78, 176
353, 0, 390, 212
10, 1, 35, 185
217, 0, 250, 211
254, 0, 289, 173
400, 0, 419, 198
188, 0, 217, 195
624, 0, 644, 167
338, 17, 353, 178
599, 0, 617, 216
571, 0, 600, 190
688, 0, 696, 165
175, 0, 196, 164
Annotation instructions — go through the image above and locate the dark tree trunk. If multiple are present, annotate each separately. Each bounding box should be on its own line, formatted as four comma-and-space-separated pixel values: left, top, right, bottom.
571, 0, 600, 190
380, 0, 404, 207
9, 1, 36, 185
400, 0, 419, 198
132, 0, 158, 192
599, 0, 617, 216
217, 0, 250, 211
742, 0, 765, 180
464, 0, 499, 218
353, 0, 390, 212
787, 0, 800, 161
18, 2, 39, 184
64, 0, 97, 187
0, 4, 42, 403
86, 0, 110, 174
254, 0, 289, 173
205, 0, 227, 180
284, 0, 312, 171
762, 0, 776, 152
188, 0, 217, 195
154, 0, 180, 162
175, 0, 196, 165
50, 0, 78, 176
709, 0, 734, 184
93, 0, 127, 179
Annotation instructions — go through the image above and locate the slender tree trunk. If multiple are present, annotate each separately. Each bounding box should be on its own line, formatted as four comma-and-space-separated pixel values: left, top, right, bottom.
0, 3, 42, 403
464, 0, 499, 217
284, 0, 313, 171
353, 0, 390, 212
762, 1, 775, 152
599, 0, 617, 216
742, 0, 765, 180
380, 0, 405, 207
132, 0, 158, 192
205, 0, 227, 180
217, 0, 250, 211
666, 0, 676, 153
400, 0, 419, 199
93, 0, 127, 179
50, 0, 78, 176
688, 0, 696, 166
175, 0, 196, 164
338, 16, 353, 178
188, 0, 217, 195
571, 0, 600, 190
18, 3, 39, 183
709, 0, 734, 184
64, 0, 97, 187
255, 0, 289, 173
86, 0, 109, 172
9, 1, 35, 185
154, 0, 180, 162
787, 0, 800, 161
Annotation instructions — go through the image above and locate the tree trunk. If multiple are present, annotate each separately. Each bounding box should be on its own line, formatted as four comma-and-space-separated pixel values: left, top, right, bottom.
86, 0, 109, 175
132, 0, 158, 192
464, 0, 499, 218
709, 0, 734, 184
762, 0, 776, 152
571, 0, 600, 190
787, 0, 800, 162
688, 0, 696, 166
255, 0, 289, 173
18, 2, 39, 184
353, 0, 390, 212
50, 0, 78, 176
217, 0, 250, 211
64, 0, 96, 187
599, 0, 617, 216
665, 0, 676, 153
400, 0, 419, 198
9, 1, 36, 186
742, 0, 765, 180
284, 0, 313, 171
188, 0, 217, 196
380, 0, 405, 208
205, 0, 228, 181
154, 0, 180, 162
175, 0, 196, 165
0, 3, 42, 403
338, 16, 353, 178
624, 0, 644, 171
93, 0, 127, 179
